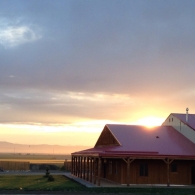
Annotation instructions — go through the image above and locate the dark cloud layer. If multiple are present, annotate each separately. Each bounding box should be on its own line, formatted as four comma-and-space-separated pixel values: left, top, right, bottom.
1, 0, 195, 124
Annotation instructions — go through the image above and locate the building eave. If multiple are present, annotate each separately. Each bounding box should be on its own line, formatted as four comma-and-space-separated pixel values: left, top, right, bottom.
72, 151, 195, 160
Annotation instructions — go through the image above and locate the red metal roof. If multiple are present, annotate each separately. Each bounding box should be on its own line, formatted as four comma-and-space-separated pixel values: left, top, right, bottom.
172, 113, 195, 131
72, 125, 195, 158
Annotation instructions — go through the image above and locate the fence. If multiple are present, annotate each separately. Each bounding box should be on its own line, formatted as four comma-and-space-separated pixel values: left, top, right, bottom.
64, 160, 72, 171
0, 161, 30, 171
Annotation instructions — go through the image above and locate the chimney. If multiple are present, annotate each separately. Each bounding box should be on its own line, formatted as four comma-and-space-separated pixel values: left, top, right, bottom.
186, 107, 189, 122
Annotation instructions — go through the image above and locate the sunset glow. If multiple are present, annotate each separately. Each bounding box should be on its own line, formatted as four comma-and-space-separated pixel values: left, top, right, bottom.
134, 116, 165, 128
1, 1, 195, 149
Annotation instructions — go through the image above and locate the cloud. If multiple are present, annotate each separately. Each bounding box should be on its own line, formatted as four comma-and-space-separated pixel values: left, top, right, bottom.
0, 0, 195, 129
1, 85, 193, 126
1, 1, 195, 146
0, 88, 137, 124
0, 18, 42, 48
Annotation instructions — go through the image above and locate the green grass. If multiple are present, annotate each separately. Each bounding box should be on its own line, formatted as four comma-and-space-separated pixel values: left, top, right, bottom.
0, 175, 83, 191
0, 175, 195, 194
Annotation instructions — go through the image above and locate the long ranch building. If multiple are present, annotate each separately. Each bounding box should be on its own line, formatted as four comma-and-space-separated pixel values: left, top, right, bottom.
71, 110, 195, 186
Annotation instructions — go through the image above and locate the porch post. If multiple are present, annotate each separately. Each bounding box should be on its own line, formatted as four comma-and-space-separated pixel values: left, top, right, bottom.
124, 158, 135, 187
71, 156, 73, 174
77, 156, 80, 177
83, 157, 86, 180
93, 158, 97, 184
73, 157, 76, 176
75, 156, 78, 177
72, 156, 75, 175
90, 157, 93, 182
71, 156, 73, 175
79, 157, 81, 178
127, 158, 130, 186
167, 159, 170, 187
86, 157, 89, 181
98, 157, 102, 186
163, 158, 174, 187
74, 157, 76, 175
80, 157, 83, 178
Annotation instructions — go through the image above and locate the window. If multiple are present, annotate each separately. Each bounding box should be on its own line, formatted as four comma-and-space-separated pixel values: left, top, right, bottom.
139, 163, 148, 176
171, 164, 177, 172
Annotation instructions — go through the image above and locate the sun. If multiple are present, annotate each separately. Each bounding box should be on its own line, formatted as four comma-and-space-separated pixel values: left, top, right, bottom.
135, 116, 164, 128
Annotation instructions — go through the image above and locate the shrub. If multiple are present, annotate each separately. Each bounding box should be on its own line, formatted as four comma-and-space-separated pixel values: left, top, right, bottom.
45, 167, 50, 178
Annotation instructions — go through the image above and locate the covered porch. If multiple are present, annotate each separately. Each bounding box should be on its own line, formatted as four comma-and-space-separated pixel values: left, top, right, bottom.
71, 154, 192, 187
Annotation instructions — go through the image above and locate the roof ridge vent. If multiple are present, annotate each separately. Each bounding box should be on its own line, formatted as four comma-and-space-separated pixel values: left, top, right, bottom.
186, 107, 189, 122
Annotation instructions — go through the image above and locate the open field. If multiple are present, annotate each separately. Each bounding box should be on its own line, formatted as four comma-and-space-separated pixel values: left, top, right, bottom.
0, 153, 71, 170
0, 153, 71, 160
0, 159, 65, 164
0, 153, 71, 166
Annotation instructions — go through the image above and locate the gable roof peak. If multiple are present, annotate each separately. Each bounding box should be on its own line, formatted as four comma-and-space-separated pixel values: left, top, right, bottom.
94, 125, 121, 147
171, 113, 195, 131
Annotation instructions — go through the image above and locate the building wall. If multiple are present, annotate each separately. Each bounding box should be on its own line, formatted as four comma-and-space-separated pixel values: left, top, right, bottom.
102, 159, 195, 185
170, 160, 192, 185
121, 159, 167, 184
100, 159, 122, 183
162, 114, 195, 144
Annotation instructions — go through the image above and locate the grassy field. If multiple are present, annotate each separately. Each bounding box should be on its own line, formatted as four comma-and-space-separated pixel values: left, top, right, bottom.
0, 175, 195, 194
0, 175, 83, 191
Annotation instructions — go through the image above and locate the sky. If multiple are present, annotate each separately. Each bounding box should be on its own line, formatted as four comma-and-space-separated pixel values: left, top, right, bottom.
1, 0, 195, 146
